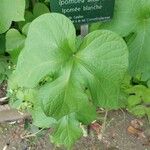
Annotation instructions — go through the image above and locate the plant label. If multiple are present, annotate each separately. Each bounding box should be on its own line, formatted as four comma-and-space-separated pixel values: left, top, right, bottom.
50, 0, 115, 24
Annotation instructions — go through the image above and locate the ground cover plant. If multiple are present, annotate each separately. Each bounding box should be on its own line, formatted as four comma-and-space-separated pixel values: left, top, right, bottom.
0, 0, 150, 149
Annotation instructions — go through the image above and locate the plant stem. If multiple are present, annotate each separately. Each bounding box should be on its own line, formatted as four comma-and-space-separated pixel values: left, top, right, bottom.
21, 128, 44, 139
31, 0, 36, 7
98, 110, 108, 140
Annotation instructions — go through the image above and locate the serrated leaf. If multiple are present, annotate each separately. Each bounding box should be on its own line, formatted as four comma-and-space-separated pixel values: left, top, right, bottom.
50, 113, 82, 149
0, 0, 25, 33
91, 0, 150, 79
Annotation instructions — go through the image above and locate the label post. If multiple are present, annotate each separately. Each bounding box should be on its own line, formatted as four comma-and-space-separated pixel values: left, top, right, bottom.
80, 24, 89, 37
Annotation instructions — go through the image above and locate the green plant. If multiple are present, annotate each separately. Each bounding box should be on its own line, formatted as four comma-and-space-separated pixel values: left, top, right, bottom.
0, 0, 25, 34
0, 0, 149, 149
0, 1, 50, 83
90, 0, 150, 81
127, 85, 150, 121
8, 13, 128, 148
90, 0, 150, 123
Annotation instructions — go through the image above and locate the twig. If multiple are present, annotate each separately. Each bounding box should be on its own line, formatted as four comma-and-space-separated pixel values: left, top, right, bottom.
98, 110, 108, 140
0, 97, 8, 102
120, 108, 126, 121
106, 118, 114, 129
3, 145, 8, 150
21, 128, 44, 139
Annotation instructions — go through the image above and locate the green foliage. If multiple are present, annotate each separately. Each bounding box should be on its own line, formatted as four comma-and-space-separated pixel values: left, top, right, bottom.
0, 0, 25, 33
0, 34, 6, 54
50, 113, 82, 149
6, 28, 26, 63
0, 56, 12, 83
9, 13, 128, 148
127, 85, 150, 119
90, 0, 150, 80
18, 2, 50, 30
0, 0, 149, 148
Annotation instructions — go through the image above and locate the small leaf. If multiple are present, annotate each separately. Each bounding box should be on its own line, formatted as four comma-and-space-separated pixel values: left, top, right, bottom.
129, 105, 146, 117
143, 90, 150, 105
33, 2, 50, 18
22, 23, 31, 35
6, 29, 26, 63
128, 85, 147, 97
127, 95, 142, 108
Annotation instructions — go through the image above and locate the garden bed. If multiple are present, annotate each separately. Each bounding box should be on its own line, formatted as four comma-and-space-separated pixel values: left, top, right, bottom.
0, 82, 150, 150
0, 111, 150, 150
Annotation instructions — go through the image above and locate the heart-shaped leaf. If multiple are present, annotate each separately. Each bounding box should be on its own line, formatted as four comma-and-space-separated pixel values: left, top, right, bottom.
90, 0, 150, 79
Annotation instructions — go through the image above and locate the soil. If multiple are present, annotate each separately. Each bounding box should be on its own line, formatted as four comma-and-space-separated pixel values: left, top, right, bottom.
0, 82, 150, 150
0, 81, 7, 98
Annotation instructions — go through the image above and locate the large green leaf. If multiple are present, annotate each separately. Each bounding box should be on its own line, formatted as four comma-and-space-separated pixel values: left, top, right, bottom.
38, 63, 96, 124
12, 13, 128, 147
0, 0, 25, 33
50, 113, 82, 149
90, 0, 150, 79
77, 31, 128, 108
32, 103, 57, 128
